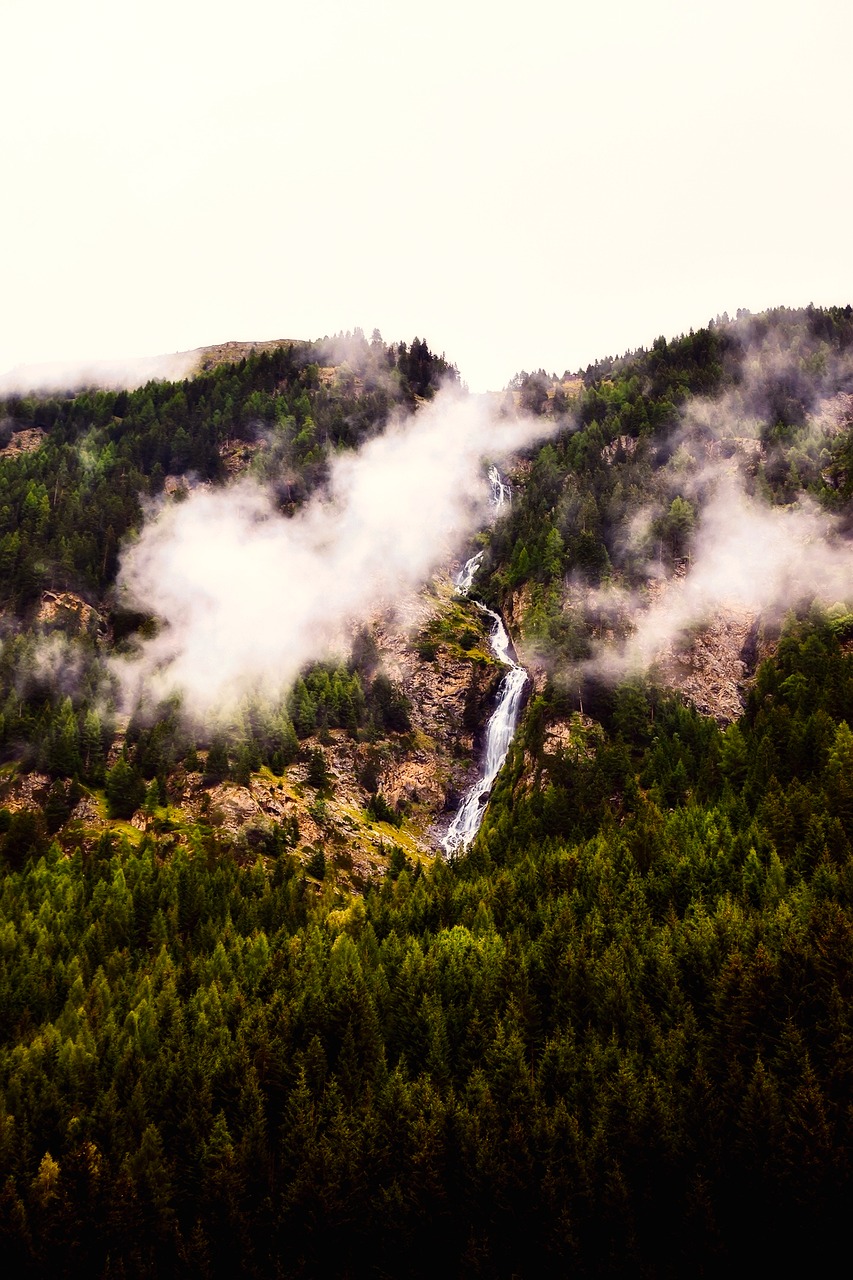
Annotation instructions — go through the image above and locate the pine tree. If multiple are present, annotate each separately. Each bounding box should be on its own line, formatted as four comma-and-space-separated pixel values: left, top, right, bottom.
105, 755, 145, 819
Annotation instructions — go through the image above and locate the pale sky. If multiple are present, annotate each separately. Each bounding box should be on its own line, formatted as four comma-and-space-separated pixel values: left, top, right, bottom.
2, 0, 851, 391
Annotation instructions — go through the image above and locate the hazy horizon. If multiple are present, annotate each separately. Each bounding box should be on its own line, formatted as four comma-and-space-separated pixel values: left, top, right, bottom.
3, 0, 851, 393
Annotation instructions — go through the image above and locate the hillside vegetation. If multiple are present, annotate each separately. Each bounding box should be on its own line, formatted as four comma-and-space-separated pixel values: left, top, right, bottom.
1, 308, 853, 1275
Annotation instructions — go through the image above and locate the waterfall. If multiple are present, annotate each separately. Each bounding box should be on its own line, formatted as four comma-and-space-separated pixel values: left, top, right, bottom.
454, 548, 484, 594
488, 464, 512, 507
442, 470, 527, 854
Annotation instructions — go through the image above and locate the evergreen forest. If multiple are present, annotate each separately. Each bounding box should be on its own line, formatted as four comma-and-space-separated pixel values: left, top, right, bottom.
1, 309, 853, 1275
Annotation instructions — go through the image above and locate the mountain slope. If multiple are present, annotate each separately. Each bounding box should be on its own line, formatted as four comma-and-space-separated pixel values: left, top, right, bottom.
1, 306, 853, 1275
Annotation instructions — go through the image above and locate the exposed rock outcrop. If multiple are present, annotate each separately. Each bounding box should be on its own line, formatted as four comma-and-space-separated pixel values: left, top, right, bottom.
0, 427, 46, 457
652, 607, 762, 723
37, 591, 107, 639
371, 580, 505, 822
0, 771, 51, 813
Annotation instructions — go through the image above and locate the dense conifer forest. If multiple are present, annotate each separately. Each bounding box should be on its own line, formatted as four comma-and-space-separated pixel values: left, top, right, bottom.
1, 309, 853, 1275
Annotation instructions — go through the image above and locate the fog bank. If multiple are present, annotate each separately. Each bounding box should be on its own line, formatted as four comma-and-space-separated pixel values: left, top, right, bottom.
115, 387, 550, 716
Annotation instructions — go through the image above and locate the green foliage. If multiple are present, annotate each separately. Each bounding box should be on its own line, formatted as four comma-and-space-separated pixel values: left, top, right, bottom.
0, 336, 455, 611
485, 306, 853, 662
366, 791, 402, 827
369, 671, 411, 733
204, 735, 230, 784
287, 660, 411, 741
653, 494, 695, 561
0, 618, 849, 1273
306, 845, 326, 879
104, 754, 145, 819
305, 747, 330, 790
1, 808, 47, 869
0, 307, 851, 1273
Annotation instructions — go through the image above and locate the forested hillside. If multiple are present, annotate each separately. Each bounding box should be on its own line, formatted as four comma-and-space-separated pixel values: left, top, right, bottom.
0, 331, 475, 883
1, 308, 853, 1275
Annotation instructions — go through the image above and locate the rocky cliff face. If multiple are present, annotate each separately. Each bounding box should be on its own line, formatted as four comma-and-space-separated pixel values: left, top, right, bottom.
650, 606, 772, 723
0, 564, 506, 891
167, 574, 502, 887
364, 577, 504, 834
506, 566, 775, 726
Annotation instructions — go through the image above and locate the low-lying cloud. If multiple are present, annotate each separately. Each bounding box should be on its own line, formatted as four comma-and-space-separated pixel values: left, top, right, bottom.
0, 352, 199, 397
115, 386, 550, 717
577, 315, 853, 683
585, 471, 853, 682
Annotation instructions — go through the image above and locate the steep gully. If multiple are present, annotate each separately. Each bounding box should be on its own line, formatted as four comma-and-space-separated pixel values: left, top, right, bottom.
442, 468, 528, 854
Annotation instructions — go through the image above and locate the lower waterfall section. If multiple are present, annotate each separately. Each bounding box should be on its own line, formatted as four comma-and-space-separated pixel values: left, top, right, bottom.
442, 553, 528, 855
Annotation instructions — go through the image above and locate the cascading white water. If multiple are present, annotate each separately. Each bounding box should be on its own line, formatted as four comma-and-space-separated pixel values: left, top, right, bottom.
442, 474, 528, 854
454, 548, 484, 593
441, 604, 528, 853
488, 464, 512, 507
